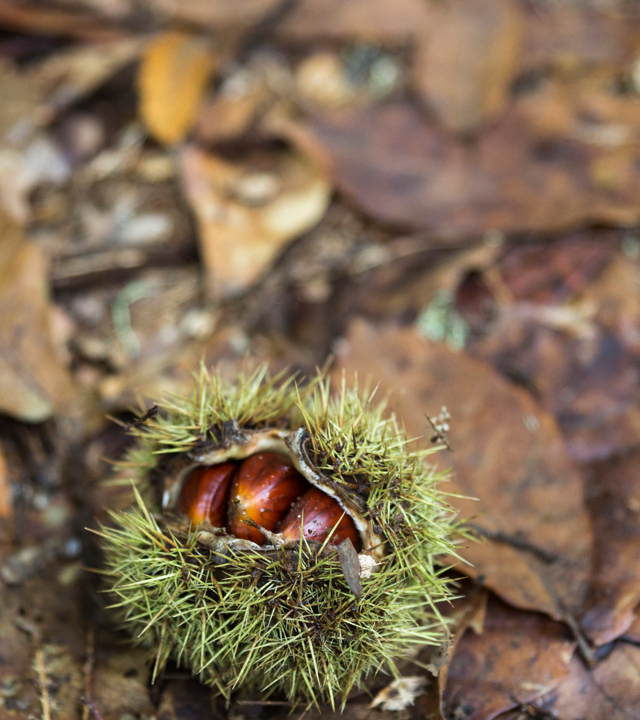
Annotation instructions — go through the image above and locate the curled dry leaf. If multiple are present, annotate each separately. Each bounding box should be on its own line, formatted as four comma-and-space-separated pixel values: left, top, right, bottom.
138, 31, 215, 145
333, 320, 592, 625
413, 0, 524, 133
0, 211, 79, 422
180, 144, 331, 297
580, 449, 640, 645
443, 596, 575, 720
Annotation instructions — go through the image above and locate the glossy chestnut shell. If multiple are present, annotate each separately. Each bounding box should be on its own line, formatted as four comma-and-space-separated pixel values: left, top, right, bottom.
176, 450, 361, 551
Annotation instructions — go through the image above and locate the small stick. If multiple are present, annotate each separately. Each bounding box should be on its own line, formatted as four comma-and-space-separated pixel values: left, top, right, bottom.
34, 646, 52, 720
15, 619, 51, 720
82, 626, 95, 720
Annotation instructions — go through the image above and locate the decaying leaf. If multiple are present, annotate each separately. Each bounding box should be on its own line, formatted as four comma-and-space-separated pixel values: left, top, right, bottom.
139, 31, 215, 145
0, 211, 79, 421
91, 649, 154, 720
31, 37, 143, 123
146, 0, 282, 32
443, 596, 575, 720
413, 0, 524, 133
180, 144, 331, 297
546, 642, 640, 720
0, 443, 10, 519
334, 320, 592, 627
274, 0, 431, 43
302, 97, 640, 236
580, 450, 640, 645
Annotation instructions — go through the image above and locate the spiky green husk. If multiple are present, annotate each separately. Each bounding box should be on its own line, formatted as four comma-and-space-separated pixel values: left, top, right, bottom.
99, 366, 459, 707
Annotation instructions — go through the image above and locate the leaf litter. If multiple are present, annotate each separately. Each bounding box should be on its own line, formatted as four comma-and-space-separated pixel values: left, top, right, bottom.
0, 1, 639, 719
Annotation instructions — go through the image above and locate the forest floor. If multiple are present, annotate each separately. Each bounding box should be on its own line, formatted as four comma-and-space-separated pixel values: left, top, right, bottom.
0, 1, 640, 719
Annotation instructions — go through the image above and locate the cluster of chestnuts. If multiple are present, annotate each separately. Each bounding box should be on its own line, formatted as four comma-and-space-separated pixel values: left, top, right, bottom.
178, 452, 360, 550
100, 367, 458, 707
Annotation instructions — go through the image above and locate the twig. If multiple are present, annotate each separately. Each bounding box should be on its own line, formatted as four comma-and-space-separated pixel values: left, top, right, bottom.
34, 646, 52, 720
15, 619, 51, 720
82, 626, 95, 720
81, 698, 104, 720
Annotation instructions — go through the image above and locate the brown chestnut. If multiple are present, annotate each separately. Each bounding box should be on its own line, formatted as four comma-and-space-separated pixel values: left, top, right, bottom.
227, 452, 309, 545
278, 487, 361, 550
177, 461, 237, 527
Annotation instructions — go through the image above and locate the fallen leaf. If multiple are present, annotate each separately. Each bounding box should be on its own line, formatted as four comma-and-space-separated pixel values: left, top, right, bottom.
0, 211, 79, 421
580, 450, 640, 645
0, 442, 11, 519
443, 596, 575, 720
498, 231, 618, 305
179, 144, 331, 298
468, 247, 640, 464
301, 97, 640, 236
138, 32, 215, 145
147, 0, 282, 32
333, 320, 593, 627
522, 4, 640, 70
157, 678, 218, 720
92, 649, 154, 720
31, 37, 143, 123
545, 642, 640, 720
0, 1, 125, 41
274, 0, 431, 43
413, 0, 524, 133
0, 59, 43, 141
622, 609, 640, 643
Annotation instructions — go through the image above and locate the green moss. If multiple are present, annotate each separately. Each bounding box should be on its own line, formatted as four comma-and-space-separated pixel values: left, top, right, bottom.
98, 366, 460, 708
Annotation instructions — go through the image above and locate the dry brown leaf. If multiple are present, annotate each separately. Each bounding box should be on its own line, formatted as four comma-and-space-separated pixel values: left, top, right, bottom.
274, 0, 431, 43
139, 32, 215, 145
31, 37, 143, 123
580, 450, 640, 645
0, 444, 10, 519
522, 4, 640, 70
0, 211, 79, 422
468, 246, 640, 464
546, 642, 640, 720
146, 0, 281, 31
301, 97, 640, 236
443, 596, 575, 720
0, 1, 126, 41
0, 59, 43, 141
333, 320, 592, 627
180, 144, 331, 298
92, 649, 154, 720
413, 0, 524, 133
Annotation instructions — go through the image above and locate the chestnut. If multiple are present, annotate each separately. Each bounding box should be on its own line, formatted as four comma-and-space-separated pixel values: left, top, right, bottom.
177, 461, 237, 527
278, 487, 361, 550
226, 452, 309, 545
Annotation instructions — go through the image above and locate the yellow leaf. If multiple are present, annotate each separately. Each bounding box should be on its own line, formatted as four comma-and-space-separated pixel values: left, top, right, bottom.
138, 31, 214, 145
